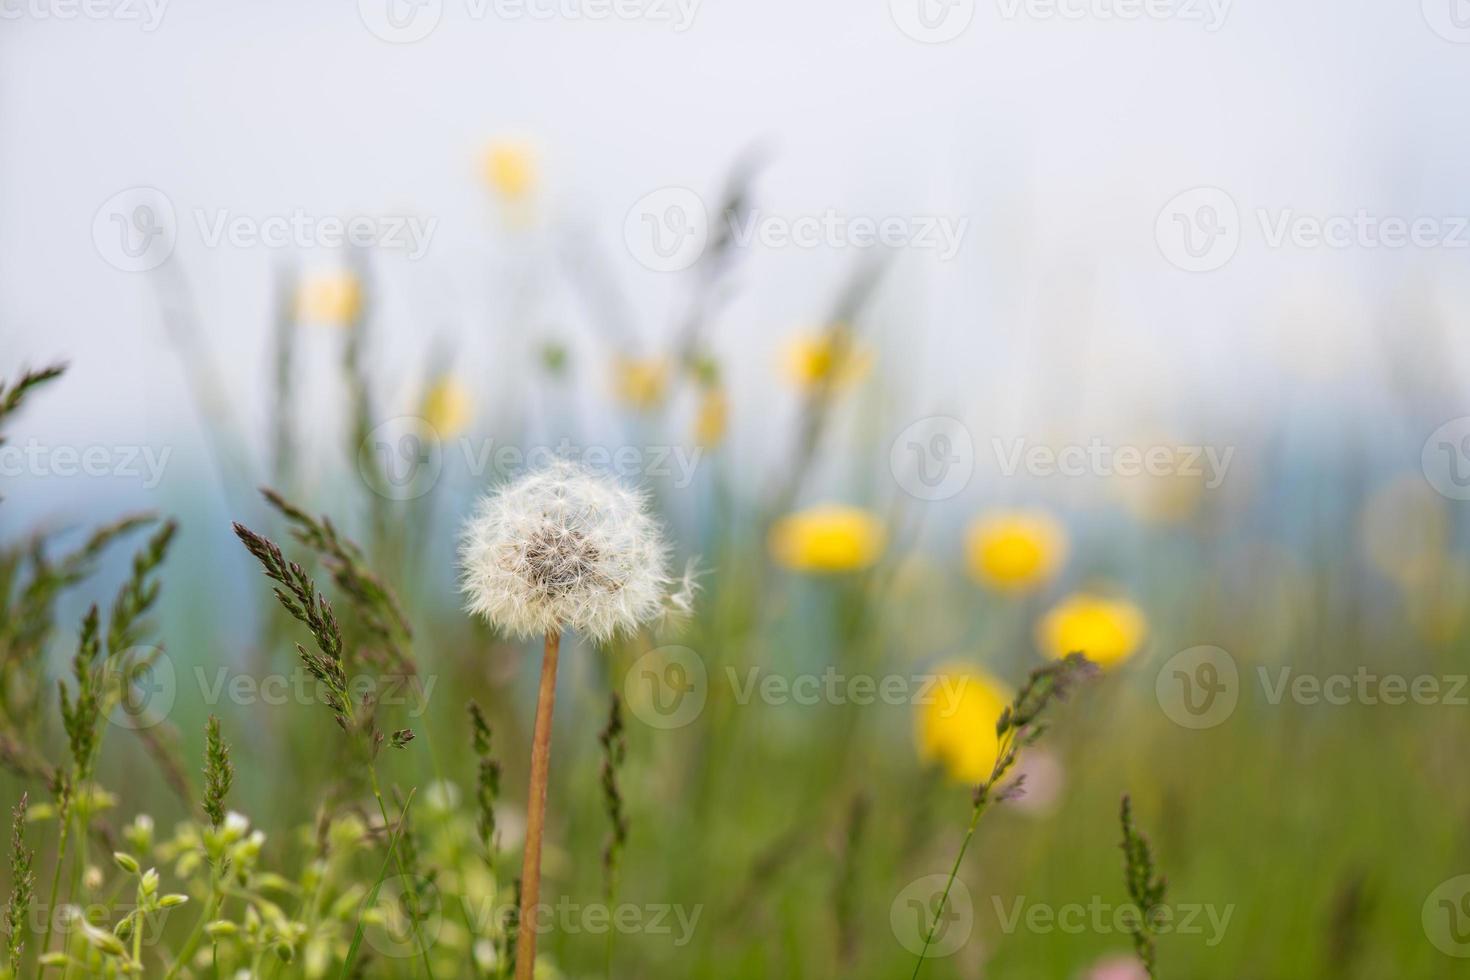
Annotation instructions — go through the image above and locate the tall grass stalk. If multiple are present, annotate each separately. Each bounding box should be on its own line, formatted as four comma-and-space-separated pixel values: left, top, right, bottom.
909, 653, 1095, 980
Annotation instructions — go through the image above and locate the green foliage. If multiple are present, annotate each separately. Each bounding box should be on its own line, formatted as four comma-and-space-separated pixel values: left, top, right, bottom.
4, 793, 33, 970
202, 716, 233, 831
1120, 795, 1168, 979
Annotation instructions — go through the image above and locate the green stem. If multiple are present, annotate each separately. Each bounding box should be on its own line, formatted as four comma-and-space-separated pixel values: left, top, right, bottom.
163, 870, 219, 980
368, 765, 435, 980
908, 728, 1017, 980
341, 787, 416, 979
39, 819, 70, 971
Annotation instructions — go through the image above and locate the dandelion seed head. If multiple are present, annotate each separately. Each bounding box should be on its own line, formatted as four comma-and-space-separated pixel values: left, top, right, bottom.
459, 460, 674, 642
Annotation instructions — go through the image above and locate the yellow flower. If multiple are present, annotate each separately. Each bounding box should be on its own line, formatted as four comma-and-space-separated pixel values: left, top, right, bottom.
693, 385, 728, 447
916, 662, 1012, 784
964, 509, 1068, 593
768, 505, 886, 573
1403, 553, 1470, 647
611, 357, 669, 411
1037, 593, 1147, 669
1359, 474, 1449, 588
295, 272, 362, 326
780, 330, 872, 390
481, 140, 536, 201
1113, 445, 1206, 525
420, 376, 472, 439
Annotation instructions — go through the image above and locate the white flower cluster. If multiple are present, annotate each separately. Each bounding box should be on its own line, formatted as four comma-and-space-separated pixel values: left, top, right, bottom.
459, 459, 689, 642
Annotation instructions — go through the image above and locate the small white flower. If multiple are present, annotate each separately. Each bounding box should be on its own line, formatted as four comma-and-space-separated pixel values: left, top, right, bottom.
423, 779, 461, 812
222, 811, 250, 842
459, 459, 675, 642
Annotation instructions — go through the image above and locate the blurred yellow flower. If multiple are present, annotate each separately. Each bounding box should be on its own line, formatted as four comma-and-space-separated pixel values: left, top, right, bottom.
481, 140, 536, 201
964, 509, 1068, 593
769, 504, 886, 573
693, 385, 727, 447
420, 376, 472, 439
1037, 593, 1146, 668
780, 330, 872, 390
916, 662, 1012, 784
295, 272, 362, 326
611, 356, 669, 411
1114, 458, 1206, 525
1402, 552, 1470, 647
1359, 475, 1449, 588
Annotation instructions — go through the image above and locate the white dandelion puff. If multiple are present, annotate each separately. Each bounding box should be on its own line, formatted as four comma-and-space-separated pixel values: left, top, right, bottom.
458, 459, 676, 643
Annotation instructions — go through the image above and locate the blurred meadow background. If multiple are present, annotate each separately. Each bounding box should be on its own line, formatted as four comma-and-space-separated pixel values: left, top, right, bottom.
4, 1, 1470, 976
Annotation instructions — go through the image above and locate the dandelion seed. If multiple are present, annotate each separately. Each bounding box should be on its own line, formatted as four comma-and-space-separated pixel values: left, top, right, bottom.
458, 459, 674, 643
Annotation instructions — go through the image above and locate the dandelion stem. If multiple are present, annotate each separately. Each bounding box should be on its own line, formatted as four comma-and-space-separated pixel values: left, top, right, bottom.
515, 629, 560, 980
